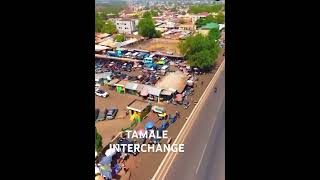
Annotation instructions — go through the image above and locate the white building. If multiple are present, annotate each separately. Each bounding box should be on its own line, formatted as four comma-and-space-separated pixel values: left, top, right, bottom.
115, 18, 139, 34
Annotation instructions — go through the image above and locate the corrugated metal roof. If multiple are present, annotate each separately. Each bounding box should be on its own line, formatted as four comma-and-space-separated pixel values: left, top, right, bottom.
108, 78, 120, 86
201, 22, 219, 30
161, 89, 174, 96
143, 85, 162, 96
95, 72, 112, 80
125, 82, 139, 90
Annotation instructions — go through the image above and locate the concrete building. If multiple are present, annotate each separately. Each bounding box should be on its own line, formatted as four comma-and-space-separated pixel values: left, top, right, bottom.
115, 18, 139, 34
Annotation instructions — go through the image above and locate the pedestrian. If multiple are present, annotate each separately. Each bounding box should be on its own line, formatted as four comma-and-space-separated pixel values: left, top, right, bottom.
175, 111, 180, 118
201, 81, 204, 86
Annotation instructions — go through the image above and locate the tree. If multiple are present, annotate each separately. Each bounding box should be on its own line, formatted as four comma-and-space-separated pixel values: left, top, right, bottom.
137, 16, 158, 38
208, 28, 221, 41
150, 9, 158, 17
195, 15, 215, 28
115, 34, 125, 42
188, 4, 224, 14
104, 20, 117, 34
95, 13, 104, 32
95, 13, 117, 34
214, 12, 225, 24
95, 127, 103, 152
179, 33, 220, 70
142, 11, 152, 18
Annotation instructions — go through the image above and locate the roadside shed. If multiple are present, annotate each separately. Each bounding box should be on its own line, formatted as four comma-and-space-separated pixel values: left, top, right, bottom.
125, 82, 139, 95
114, 80, 128, 94
127, 99, 151, 123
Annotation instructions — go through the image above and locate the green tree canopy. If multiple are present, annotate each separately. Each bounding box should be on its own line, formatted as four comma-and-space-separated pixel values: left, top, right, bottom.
208, 28, 221, 41
179, 33, 220, 70
137, 15, 159, 38
104, 20, 117, 34
95, 13, 104, 32
188, 4, 224, 14
115, 34, 125, 42
215, 12, 225, 24
96, 13, 117, 34
195, 13, 225, 28
142, 11, 152, 18
195, 15, 215, 28
95, 127, 103, 152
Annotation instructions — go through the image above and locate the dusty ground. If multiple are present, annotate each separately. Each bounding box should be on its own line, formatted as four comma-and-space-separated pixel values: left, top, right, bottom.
96, 87, 138, 146
126, 38, 182, 55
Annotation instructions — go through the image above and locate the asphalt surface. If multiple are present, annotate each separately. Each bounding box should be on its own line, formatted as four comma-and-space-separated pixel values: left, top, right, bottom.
164, 68, 225, 180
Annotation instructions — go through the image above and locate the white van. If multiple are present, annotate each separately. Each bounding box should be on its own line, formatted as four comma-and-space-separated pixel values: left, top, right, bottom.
160, 65, 169, 75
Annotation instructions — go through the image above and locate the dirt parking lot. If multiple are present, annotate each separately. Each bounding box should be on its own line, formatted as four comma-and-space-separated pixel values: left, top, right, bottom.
96, 85, 139, 146
96, 42, 225, 180
126, 38, 182, 55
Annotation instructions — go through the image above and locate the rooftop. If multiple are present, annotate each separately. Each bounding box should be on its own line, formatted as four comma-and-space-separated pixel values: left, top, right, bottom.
155, 71, 188, 93
127, 99, 150, 112
95, 33, 111, 39
95, 45, 109, 52
107, 78, 121, 86
125, 82, 139, 91
201, 22, 219, 30
115, 80, 128, 87
141, 85, 163, 97
196, 12, 209, 17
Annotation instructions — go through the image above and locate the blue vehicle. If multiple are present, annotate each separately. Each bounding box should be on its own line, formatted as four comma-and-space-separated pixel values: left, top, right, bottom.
169, 114, 177, 124
161, 121, 169, 130
107, 51, 117, 57
117, 50, 122, 57
143, 57, 153, 64
136, 53, 148, 60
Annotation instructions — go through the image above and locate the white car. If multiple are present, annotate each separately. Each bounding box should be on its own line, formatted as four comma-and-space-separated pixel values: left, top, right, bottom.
95, 89, 109, 98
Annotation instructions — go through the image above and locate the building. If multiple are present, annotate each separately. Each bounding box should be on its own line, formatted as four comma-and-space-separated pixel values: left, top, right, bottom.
115, 18, 139, 34
178, 24, 195, 31
125, 82, 139, 95
127, 99, 151, 123
191, 12, 209, 24
197, 22, 220, 36
114, 80, 128, 93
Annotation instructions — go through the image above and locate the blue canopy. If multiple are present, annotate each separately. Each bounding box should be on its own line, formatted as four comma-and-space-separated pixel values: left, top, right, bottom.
145, 121, 155, 129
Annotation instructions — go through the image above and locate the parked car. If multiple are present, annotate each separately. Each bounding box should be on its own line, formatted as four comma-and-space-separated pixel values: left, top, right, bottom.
152, 106, 165, 114
96, 109, 107, 121
95, 109, 100, 121
106, 107, 118, 120
95, 90, 109, 98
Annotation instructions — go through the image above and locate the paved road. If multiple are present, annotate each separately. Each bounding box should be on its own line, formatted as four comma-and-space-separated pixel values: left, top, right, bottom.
164, 68, 225, 180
